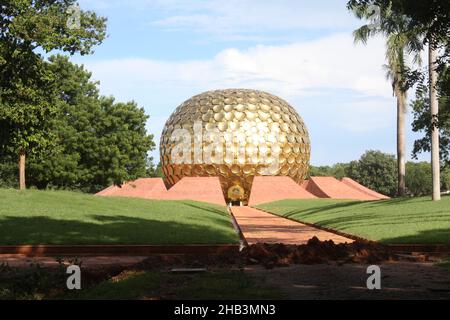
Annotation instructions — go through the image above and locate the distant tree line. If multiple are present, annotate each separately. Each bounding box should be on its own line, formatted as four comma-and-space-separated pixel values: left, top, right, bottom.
310, 150, 450, 197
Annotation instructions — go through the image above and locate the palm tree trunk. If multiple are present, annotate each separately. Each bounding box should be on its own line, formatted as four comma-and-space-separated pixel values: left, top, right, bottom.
396, 90, 406, 196
19, 150, 26, 190
429, 42, 441, 201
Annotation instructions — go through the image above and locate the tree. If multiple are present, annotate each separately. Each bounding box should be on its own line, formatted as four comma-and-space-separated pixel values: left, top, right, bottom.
429, 43, 441, 200
405, 162, 432, 196
348, 0, 450, 200
351, 3, 421, 196
309, 163, 349, 179
347, 150, 398, 197
0, 153, 17, 188
442, 167, 450, 192
347, 0, 449, 76
0, 0, 106, 189
25, 56, 155, 192
411, 67, 450, 166
146, 161, 164, 178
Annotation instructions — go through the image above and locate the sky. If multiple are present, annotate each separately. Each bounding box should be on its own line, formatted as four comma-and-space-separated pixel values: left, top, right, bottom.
73, 0, 429, 166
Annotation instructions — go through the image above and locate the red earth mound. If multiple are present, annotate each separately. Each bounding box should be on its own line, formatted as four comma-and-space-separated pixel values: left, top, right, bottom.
248, 176, 316, 206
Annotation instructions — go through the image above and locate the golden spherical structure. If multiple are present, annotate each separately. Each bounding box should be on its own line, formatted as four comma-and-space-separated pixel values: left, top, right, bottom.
160, 89, 311, 203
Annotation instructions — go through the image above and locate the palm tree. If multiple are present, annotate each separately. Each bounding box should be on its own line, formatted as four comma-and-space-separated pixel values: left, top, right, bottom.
383, 37, 408, 196
429, 42, 441, 200
352, 7, 421, 197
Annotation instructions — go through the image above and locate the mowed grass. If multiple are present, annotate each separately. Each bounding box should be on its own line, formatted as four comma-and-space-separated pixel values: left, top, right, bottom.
256, 196, 450, 244
0, 189, 238, 245
62, 271, 282, 300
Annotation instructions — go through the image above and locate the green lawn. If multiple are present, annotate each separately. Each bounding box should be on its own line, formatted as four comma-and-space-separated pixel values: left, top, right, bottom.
62, 271, 282, 300
436, 260, 450, 272
0, 189, 238, 245
256, 196, 450, 244
0, 263, 282, 300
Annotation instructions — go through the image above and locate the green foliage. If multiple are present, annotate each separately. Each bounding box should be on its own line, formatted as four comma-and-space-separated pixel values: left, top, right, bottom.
146, 161, 164, 178
0, 154, 17, 188
0, 57, 57, 155
405, 162, 432, 196
346, 150, 398, 196
0, 2, 155, 192
1, 56, 156, 192
1, 267, 282, 300
311, 153, 442, 197
0, 261, 70, 299
441, 167, 450, 191
411, 67, 450, 165
309, 163, 349, 179
0, 0, 106, 182
347, 0, 449, 84
23, 56, 155, 192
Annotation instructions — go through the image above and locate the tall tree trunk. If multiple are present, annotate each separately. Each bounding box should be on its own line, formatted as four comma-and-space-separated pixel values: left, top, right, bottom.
396, 88, 406, 196
429, 43, 441, 201
19, 150, 26, 190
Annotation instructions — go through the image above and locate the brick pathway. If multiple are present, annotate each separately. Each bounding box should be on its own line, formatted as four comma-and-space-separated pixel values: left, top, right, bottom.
231, 206, 353, 245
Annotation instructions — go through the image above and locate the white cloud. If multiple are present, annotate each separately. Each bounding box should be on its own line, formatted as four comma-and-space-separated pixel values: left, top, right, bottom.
81, 32, 401, 163
151, 0, 358, 33
79, 0, 358, 41
84, 33, 391, 100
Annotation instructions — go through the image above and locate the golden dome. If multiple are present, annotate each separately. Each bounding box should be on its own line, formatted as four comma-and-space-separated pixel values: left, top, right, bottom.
160, 89, 310, 203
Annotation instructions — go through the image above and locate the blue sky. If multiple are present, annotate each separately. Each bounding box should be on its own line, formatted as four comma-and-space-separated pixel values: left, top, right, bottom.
73, 0, 428, 165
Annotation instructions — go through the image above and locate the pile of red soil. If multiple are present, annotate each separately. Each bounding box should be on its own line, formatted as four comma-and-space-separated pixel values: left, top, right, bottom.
243, 237, 397, 268
129, 238, 398, 270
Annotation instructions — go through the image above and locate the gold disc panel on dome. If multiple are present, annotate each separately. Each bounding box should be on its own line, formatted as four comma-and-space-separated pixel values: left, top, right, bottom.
160, 89, 311, 203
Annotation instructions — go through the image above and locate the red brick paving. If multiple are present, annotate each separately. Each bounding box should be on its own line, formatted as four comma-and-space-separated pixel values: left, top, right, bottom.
248, 176, 316, 206
231, 206, 353, 245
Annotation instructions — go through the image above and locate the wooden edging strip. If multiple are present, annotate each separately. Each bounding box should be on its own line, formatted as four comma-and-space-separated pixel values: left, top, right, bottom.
0, 244, 240, 257
254, 207, 450, 254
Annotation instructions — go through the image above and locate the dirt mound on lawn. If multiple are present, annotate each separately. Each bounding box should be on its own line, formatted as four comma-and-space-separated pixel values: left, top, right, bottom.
243, 237, 397, 269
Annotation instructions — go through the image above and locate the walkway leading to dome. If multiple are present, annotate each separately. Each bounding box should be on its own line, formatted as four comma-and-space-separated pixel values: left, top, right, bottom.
231, 206, 353, 245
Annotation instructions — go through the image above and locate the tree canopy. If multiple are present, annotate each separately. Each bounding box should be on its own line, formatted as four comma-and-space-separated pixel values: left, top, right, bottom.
0, 0, 107, 189
1, 56, 155, 192
347, 0, 450, 83
411, 67, 450, 165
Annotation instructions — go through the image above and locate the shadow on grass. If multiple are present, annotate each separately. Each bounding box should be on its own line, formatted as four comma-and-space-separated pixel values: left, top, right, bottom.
281, 200, 363, 218
63, 271, 283, 300
0, 215, 238, 245
181, 201, 230, 217
308, 210, 450, 228
280, 197, 439, 219
266, 197, 450, 244
380, 228, 450, 244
